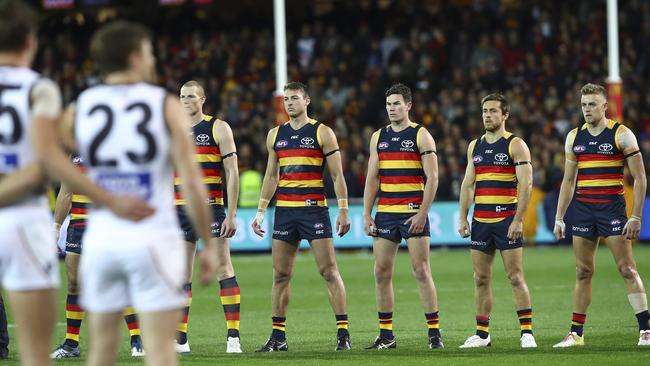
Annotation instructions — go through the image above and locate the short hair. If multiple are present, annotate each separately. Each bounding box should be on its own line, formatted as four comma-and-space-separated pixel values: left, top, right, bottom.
481, 93, 509, 114
580, 83, 607, 99
0, 0, 38, 53
182, 80, 205, 98
385, 83, 412, 103
283, 82, 309, 97
90, 20, 151, 75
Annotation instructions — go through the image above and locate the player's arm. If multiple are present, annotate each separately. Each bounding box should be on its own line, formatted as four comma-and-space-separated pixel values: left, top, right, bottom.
214, 120, 239, 238
321, 125, 351, 237
32, 81, 154, 221
251, 128, 281, 237
362, 131, 380, 236
458, 139, 477, 238
405, 128, 438, 234
53, 181, 72, 238
554, 130, 579, 239
166, 95, 214, 284
508, 138, 533, 241
618, 126, 646, 240
0, 163, 46, 206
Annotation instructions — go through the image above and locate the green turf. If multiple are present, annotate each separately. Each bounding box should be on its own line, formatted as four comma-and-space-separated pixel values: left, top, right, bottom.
5, 245, 650, 365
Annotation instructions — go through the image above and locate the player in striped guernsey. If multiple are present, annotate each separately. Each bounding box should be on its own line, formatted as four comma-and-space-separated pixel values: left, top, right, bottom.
553, 83, 650, 347
50, 154, 145, 358
175, 81, 242, 354
363, 83, 443, 350
252, 82, 351, 352
458, 93, 536, 348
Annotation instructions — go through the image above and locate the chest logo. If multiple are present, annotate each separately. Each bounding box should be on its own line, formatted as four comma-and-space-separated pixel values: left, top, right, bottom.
598, 143, 613, 152
573, 145, 586, 153
495, 153, 509, 162
301, 137, 314, 146
276, 140, 288, 148
378, 142, 389, 150
401, 140, 414, 148
473, 155, 483, 163
196, 134, 210, 143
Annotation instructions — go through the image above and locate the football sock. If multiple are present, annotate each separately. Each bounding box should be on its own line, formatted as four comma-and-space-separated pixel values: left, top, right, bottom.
476, 314, 490, 339
123, 307, 141, 343
271, 316, 286, 340
336, 314, 349, 337
425, 311, 440, 337
219, 277, 241, 338
64, 294, 84, 349
517, 308, 533, 335
379, 312, 394, 339
177, 282, 192, 344
571, 312, 586, 336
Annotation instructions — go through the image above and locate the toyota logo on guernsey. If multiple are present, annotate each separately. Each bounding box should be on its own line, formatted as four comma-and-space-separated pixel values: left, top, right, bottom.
301, 137, 314, 146
401, 140, 414, 148
494, 153, 509, 162
598, 143, 613, 152
196, 134, 210, 143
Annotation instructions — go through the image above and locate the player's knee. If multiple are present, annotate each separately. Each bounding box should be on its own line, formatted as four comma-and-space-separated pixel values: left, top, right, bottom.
473, 272, 490, 287
374, 264, 393, 284
618, 264, 638, 281
412, 264, 431, 283
575, 265, 594, 281
507, 271, 524, 287
319, 265, 339, 283
273, 269, 292, 285
67, 277, 79, 293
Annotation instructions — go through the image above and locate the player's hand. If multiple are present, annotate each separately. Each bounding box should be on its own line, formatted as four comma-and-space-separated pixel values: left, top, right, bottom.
198, 240, 218, 286
553, 218, 566, 240
458, 218, 471, 238
251, 210, 266, 237
220, 214, 237, 238
336, 209, 351, 237
107, 196, 156, 221
364, 215, 377, 237
54, 223, 61, 244
404, 212, 427, 234
622, 218, 641, 240
507, 218, 523, 241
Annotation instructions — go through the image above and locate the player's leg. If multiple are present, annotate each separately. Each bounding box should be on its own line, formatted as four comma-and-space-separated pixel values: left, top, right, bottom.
175, 240, 196, 353
85, 311, 123, 366
459, 245, 495, 348
500, 247, 536, 347
139, 310, 181, 366
256, 239, 298, 352
553, 235, 597, 347
406, 235, 443, 348
123, 307, 144, 356
51, 252, 84, 358
0, 295, 7, 359
213, 236, 242, 352
603, 235, 650, 345
366, 237, 399, 349
7, 289, 57, 366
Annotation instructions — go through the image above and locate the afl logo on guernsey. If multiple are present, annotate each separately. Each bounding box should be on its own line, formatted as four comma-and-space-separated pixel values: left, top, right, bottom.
301, 137, 314, 146
196, 134, 210, 144
598, 143, 613, 152
276, 140, 288, 148
473, 155, 483, 163
401, 140, 414, 148
495, 153, 509, 162
573, 145, 586, 153
378, 142, 389, 150
72, 156, 84, 164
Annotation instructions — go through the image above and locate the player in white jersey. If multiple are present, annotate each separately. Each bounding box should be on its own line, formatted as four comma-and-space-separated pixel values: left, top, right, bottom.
0, 2, 156, 365
53, 21, 215, 366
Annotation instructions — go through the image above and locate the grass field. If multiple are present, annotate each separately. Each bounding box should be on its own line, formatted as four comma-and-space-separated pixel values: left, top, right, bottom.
5, 245, 650, 365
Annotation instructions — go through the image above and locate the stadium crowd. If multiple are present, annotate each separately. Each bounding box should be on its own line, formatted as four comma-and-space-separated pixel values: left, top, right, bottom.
35, 0, 650, 201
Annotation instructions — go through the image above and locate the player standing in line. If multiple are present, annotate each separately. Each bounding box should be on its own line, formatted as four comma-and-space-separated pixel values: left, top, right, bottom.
50, 154, 145, 358
457, 93, 537, 348
0, 3, 155, 365
553, 83, 649, 347
49, 21, 216, 366
362, 83, 443, 350
174, 80, 242, 353
252, 82, 351, 351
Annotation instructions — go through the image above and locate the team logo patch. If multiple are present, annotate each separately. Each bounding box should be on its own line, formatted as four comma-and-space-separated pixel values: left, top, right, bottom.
401, 140, 414, 148
314, 223, 324, 229
611, 219, 621, 225
72, 156, 84, 164
196, 134, 210, 143
276, 140, 288, 148
378, 142, 389, 150
598, 143, 613, 152
473, 155, 483, 163
573, 145, 586, 153
301, 137, 314, 145
495, 153, 509, 162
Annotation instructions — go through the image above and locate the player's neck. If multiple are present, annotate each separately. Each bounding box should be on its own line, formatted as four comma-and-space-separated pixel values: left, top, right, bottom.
585, 117, 609, 135
484, 126, 506, 143
288, 114, 309, 129
190, 112, 205, 126
390, 118, 412, 132
0, 53, 29, 68
104, 70, 144, 85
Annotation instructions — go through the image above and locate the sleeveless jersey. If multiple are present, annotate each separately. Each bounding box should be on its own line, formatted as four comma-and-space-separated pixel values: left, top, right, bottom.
472, 132, 518, 223
69, 154, 91, 228
571, 120, 624, 203
376, 123, 426, 214
174, 115, 223, 206
0, 66, 47, 209
74, 83, 175, 232
273, 118, 327, 208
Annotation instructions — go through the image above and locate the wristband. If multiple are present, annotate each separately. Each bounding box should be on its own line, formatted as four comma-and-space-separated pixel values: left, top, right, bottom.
629, 215, 642, 223
54, 222, 62, 230
257, 198, 270, 212
338, 198, 349, 210
254, 210, 265, 226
